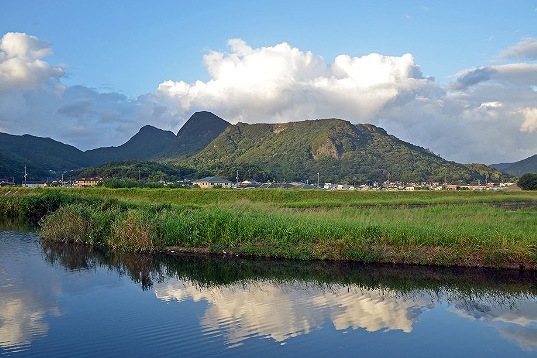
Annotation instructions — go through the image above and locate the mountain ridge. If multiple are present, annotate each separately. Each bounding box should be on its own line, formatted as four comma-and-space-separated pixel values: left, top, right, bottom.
0, 112, 511, 184
0, 111, 230, 181
491, 154, 537, 177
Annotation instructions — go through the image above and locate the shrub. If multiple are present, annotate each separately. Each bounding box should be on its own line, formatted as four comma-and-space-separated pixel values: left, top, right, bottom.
39, 205, 92, 243
518, 173, 537, 190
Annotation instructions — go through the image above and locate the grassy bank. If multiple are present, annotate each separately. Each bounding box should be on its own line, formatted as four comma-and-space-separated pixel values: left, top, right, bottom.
1, 187, 537, 269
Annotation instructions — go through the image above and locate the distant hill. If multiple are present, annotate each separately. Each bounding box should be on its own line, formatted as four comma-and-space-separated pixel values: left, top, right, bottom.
166, 111, 231, 157
491, 154, 537, 177
185, 118, 506, 184
0, 150, 49, 182
85, 125, 176, 166
0, 132, 87, 181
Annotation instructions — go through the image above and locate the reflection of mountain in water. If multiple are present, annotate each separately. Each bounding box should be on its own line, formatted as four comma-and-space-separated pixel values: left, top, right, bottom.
155, 280, 433, 344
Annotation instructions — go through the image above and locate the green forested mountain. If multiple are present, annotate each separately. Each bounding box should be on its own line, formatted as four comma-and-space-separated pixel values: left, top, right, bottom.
83, 112, 230, 165
0, 127, 178, 181
166, 111, 231, 157
0, 132, 87, 181
84, 125, 176, 166
184, 118, 507, 184
0, 150, 50, 182
0, 112, 229, 181
84, 112, 230, 165
491, 154, 537, 177
463, 163, 511, 183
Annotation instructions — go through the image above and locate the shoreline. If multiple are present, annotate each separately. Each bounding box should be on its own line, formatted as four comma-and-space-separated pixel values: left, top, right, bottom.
160, 245, 536, 271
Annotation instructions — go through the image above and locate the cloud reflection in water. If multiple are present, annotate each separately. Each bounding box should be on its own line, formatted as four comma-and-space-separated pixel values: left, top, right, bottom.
154, 279, 434, 345
155, 278, 537, 350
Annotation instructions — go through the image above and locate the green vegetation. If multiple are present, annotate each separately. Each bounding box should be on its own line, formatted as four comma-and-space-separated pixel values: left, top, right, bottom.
98, 179, 188, 188
166, 111, 230, 157
181, 119, 510, 184
70, 160, 194, 182
518, 173, 537, 190
0, 133, 86, 181
0, 111, 229, 181
1, 187, 537, 269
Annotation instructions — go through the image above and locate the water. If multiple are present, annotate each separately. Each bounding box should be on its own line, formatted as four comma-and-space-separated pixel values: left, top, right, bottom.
1, 231, 536, 357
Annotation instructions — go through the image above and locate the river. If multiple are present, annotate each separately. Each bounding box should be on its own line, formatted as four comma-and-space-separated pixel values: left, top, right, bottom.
1, 230, 536, 357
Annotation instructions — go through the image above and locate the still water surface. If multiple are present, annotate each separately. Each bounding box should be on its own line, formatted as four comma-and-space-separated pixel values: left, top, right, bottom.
1, 231, 537, 357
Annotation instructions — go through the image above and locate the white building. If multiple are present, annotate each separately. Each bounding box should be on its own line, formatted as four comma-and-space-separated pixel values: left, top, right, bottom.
192, 176, 233, 188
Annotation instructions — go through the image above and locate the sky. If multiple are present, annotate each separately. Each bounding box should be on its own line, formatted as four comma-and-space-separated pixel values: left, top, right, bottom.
0, 0, 536, 164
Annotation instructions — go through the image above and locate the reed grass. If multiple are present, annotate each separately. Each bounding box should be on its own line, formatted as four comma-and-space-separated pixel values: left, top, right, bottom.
1, 187, 536, 269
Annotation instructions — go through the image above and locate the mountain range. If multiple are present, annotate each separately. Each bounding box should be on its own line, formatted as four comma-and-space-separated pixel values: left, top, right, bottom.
0, 111, 528, 183
0, 111, 228, 181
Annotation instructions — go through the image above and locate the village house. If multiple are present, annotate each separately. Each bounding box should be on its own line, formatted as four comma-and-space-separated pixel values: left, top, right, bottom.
192, 176, 233, 188
76, 178, 102, 187
0, 179, 15, 187
22, 181, 47, 188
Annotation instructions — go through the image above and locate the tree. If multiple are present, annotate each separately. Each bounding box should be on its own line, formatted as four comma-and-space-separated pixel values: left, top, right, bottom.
518, 173, 537, 190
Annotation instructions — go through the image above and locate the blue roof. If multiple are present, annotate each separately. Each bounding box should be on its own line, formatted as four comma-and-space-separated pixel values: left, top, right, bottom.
194, 176, 232, 183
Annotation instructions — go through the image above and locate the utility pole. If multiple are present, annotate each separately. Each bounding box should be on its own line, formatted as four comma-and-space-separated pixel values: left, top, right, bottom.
236, 170, 239, 186
317, 172, 320, 188
24, 166, 27, 187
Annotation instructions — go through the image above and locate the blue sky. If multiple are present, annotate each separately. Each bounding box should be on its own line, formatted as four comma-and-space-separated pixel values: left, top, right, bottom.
1, 1, 537, 164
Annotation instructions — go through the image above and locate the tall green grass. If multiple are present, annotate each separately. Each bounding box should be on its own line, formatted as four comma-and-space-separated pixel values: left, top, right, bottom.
35, 187, 537, 208
2, 187, 537, 269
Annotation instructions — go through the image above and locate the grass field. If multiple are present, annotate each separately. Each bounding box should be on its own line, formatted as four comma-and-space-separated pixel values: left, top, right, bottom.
1, 187, 537, 269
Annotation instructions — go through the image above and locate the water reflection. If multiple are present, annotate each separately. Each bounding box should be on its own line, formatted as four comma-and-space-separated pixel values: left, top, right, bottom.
38, 239, 537, 350
153, 278, 537, 348
0, 232, 122, 352
155, 279, 433, 345
0, 232, 56, 351
452, 300, 537, 351
2, 232, 537, 355
0, 289, 51, 350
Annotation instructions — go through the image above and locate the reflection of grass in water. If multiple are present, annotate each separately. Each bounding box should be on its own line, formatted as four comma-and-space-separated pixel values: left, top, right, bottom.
2, 188, 537, 269
40, 239, 537, 309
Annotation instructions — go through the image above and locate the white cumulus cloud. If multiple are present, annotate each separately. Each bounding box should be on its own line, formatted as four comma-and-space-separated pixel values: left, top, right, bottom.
0, 32, 63, 91
156, 38, 430, 123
